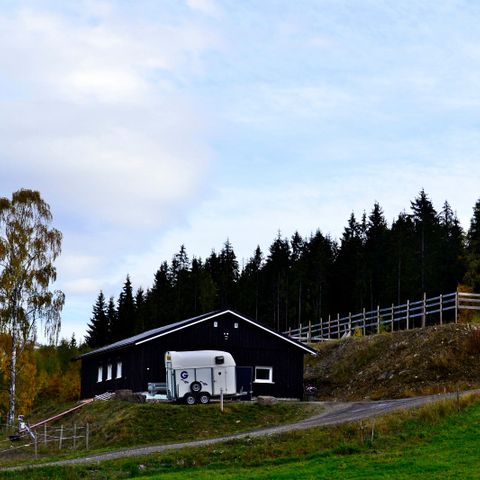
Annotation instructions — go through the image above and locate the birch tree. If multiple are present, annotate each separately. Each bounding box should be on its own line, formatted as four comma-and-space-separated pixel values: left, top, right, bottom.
0, 189, 64, 426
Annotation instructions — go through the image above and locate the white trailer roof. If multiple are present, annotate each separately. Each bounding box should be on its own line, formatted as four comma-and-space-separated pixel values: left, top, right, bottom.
166, 350, 236, 369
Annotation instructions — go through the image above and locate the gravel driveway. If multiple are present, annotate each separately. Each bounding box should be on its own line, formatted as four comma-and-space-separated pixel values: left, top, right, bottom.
2, 390, 477, 472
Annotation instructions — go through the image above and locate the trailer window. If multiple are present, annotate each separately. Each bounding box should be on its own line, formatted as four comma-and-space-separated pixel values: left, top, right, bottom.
254, 366, 273, 383
116, 361, 122, 379
215, 356, 224, 364
97, 366, 103, 383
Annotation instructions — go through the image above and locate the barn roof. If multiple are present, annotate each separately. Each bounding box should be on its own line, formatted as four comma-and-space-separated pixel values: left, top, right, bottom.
77, 309, 317, 359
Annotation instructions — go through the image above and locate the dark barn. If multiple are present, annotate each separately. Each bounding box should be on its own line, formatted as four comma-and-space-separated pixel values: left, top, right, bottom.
77, 310, 316, 400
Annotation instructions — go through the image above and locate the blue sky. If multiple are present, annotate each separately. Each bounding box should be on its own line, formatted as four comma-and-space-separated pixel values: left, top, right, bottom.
1, 0, 479, 342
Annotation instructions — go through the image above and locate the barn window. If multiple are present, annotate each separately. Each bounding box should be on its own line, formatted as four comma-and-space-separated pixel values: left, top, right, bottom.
97, 366, 103, 383
106, 364, 112, 380
234, 322, 239, 329
213, 321, 218, 327
116, 361, 122, 378
254, 366, 273, 383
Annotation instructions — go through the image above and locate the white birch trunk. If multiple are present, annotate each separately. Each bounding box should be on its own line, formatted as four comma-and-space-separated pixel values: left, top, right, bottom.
8, 326, 17, 426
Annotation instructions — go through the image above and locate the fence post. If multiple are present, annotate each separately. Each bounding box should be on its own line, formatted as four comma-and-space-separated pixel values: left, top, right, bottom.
320, 317, 323, 339
86, 423, 89, 450
299, 323, 302, 341
44, 423, 47, 445
422, 292, 426, 328
308, 320, 312, 342
455, 290, 459, 323
34, 431, 38, 459
406, 300, 410, 330
73, 423, 77, 450
328, 315, 331, 339
362, 308, 366, 335
391, 303, 394, 331
377, 305, 380, 333
337, 313, 341, 339
439, 294, 443, 325
59, 425, 64, 450
288, 327, 291, 337
348, 312, 352, 336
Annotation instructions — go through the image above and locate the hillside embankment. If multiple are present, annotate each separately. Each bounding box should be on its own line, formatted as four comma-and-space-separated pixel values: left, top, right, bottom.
305, 322, 480, 400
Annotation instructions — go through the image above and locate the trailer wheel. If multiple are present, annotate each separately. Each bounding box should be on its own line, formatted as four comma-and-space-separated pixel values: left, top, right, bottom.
184, 393, 196, 405
190, 381, 202, 393
198, 393, 210, 404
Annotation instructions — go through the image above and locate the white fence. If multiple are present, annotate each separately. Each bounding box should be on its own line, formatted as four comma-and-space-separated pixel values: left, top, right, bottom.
286, 291, 480, 342
0, 423, 90, 458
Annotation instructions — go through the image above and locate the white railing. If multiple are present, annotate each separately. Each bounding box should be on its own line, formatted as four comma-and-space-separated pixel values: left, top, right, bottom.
285, 291, 480, 342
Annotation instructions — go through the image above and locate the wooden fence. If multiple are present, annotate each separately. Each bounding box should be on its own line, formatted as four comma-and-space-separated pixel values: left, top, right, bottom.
286, 291, 480, 342
0, 423, 90, 458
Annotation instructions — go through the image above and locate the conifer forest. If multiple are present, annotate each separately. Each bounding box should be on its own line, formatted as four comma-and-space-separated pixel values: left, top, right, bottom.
86, 190, 480, 348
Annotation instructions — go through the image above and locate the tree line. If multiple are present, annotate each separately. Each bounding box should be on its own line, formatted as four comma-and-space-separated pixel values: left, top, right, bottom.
86, 190, 480, 348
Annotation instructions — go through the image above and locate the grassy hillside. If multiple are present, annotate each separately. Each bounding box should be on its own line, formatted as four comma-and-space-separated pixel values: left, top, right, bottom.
3, 393, 480, 479
0, 400, 321, 468
305, 323, 480, 400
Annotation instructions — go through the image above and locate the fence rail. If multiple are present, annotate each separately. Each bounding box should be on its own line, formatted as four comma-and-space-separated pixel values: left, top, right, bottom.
285, 291, 480, 342
0, 423, 90, 458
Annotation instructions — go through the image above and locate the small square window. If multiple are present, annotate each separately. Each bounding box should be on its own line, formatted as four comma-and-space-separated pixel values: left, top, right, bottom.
254, 366, 273, 383
234, 322, 239, 329
97, 366, 103, 383
213, 321, 218, 327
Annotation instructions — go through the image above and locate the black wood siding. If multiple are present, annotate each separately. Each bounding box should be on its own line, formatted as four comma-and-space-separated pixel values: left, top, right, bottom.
80, 312, 307, 399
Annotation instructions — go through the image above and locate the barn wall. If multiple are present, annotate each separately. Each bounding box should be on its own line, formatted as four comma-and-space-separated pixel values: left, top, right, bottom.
80, 312, 308, 399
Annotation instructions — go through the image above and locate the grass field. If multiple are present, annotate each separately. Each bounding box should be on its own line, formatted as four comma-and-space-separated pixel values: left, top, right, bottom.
2, 395, 480, 479
0, 400, 321, 468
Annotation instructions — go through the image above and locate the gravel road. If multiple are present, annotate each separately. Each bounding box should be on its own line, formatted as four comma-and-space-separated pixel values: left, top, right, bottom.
2, 390, 477, 471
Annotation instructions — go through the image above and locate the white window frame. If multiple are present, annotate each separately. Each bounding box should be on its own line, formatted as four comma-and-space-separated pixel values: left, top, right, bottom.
116, 361, 122, 379
107, 363, 112, 381
254, 366, 273, 384
97, 366, 103, 383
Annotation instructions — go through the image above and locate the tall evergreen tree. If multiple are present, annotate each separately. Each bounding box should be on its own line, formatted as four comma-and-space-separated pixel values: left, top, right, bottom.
438, 201, 465, 292
410, 189, 441, 295
134, 287, 147, 334
218, 239, 239, 308
170, 245, 191, 320
390, 211, 417, 303
85, 291, 109, 348
264, 233, 291, 330
106, 296, 117, 335
333, 213, 365, 313
146, 262, 173, 328
238, 246, 264, 320
303, 230, 335, 325
116, 275, 136, 341
365, 202, 389, 309
464, 198, 480, 291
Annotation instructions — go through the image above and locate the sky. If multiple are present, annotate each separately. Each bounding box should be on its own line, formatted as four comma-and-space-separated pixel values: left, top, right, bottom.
1, 0, 479, 343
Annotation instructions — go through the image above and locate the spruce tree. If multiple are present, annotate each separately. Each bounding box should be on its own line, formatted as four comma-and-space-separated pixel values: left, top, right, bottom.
116, 275, 136, 340
438, 201, 465, 292
365, 202, 389, 309
464, 198, 480, 291
218, 239, 239, 308
238, 246, 264, 320
85, 291, 109, 348
410, 190, 441, 295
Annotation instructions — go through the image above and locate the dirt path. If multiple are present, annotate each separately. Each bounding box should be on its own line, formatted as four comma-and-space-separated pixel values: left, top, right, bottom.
2, 390, 477, 471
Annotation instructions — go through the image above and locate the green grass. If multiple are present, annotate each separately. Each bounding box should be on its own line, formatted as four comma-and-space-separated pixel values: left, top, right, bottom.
0, 400, 320, 468
3, 395, 480, 479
